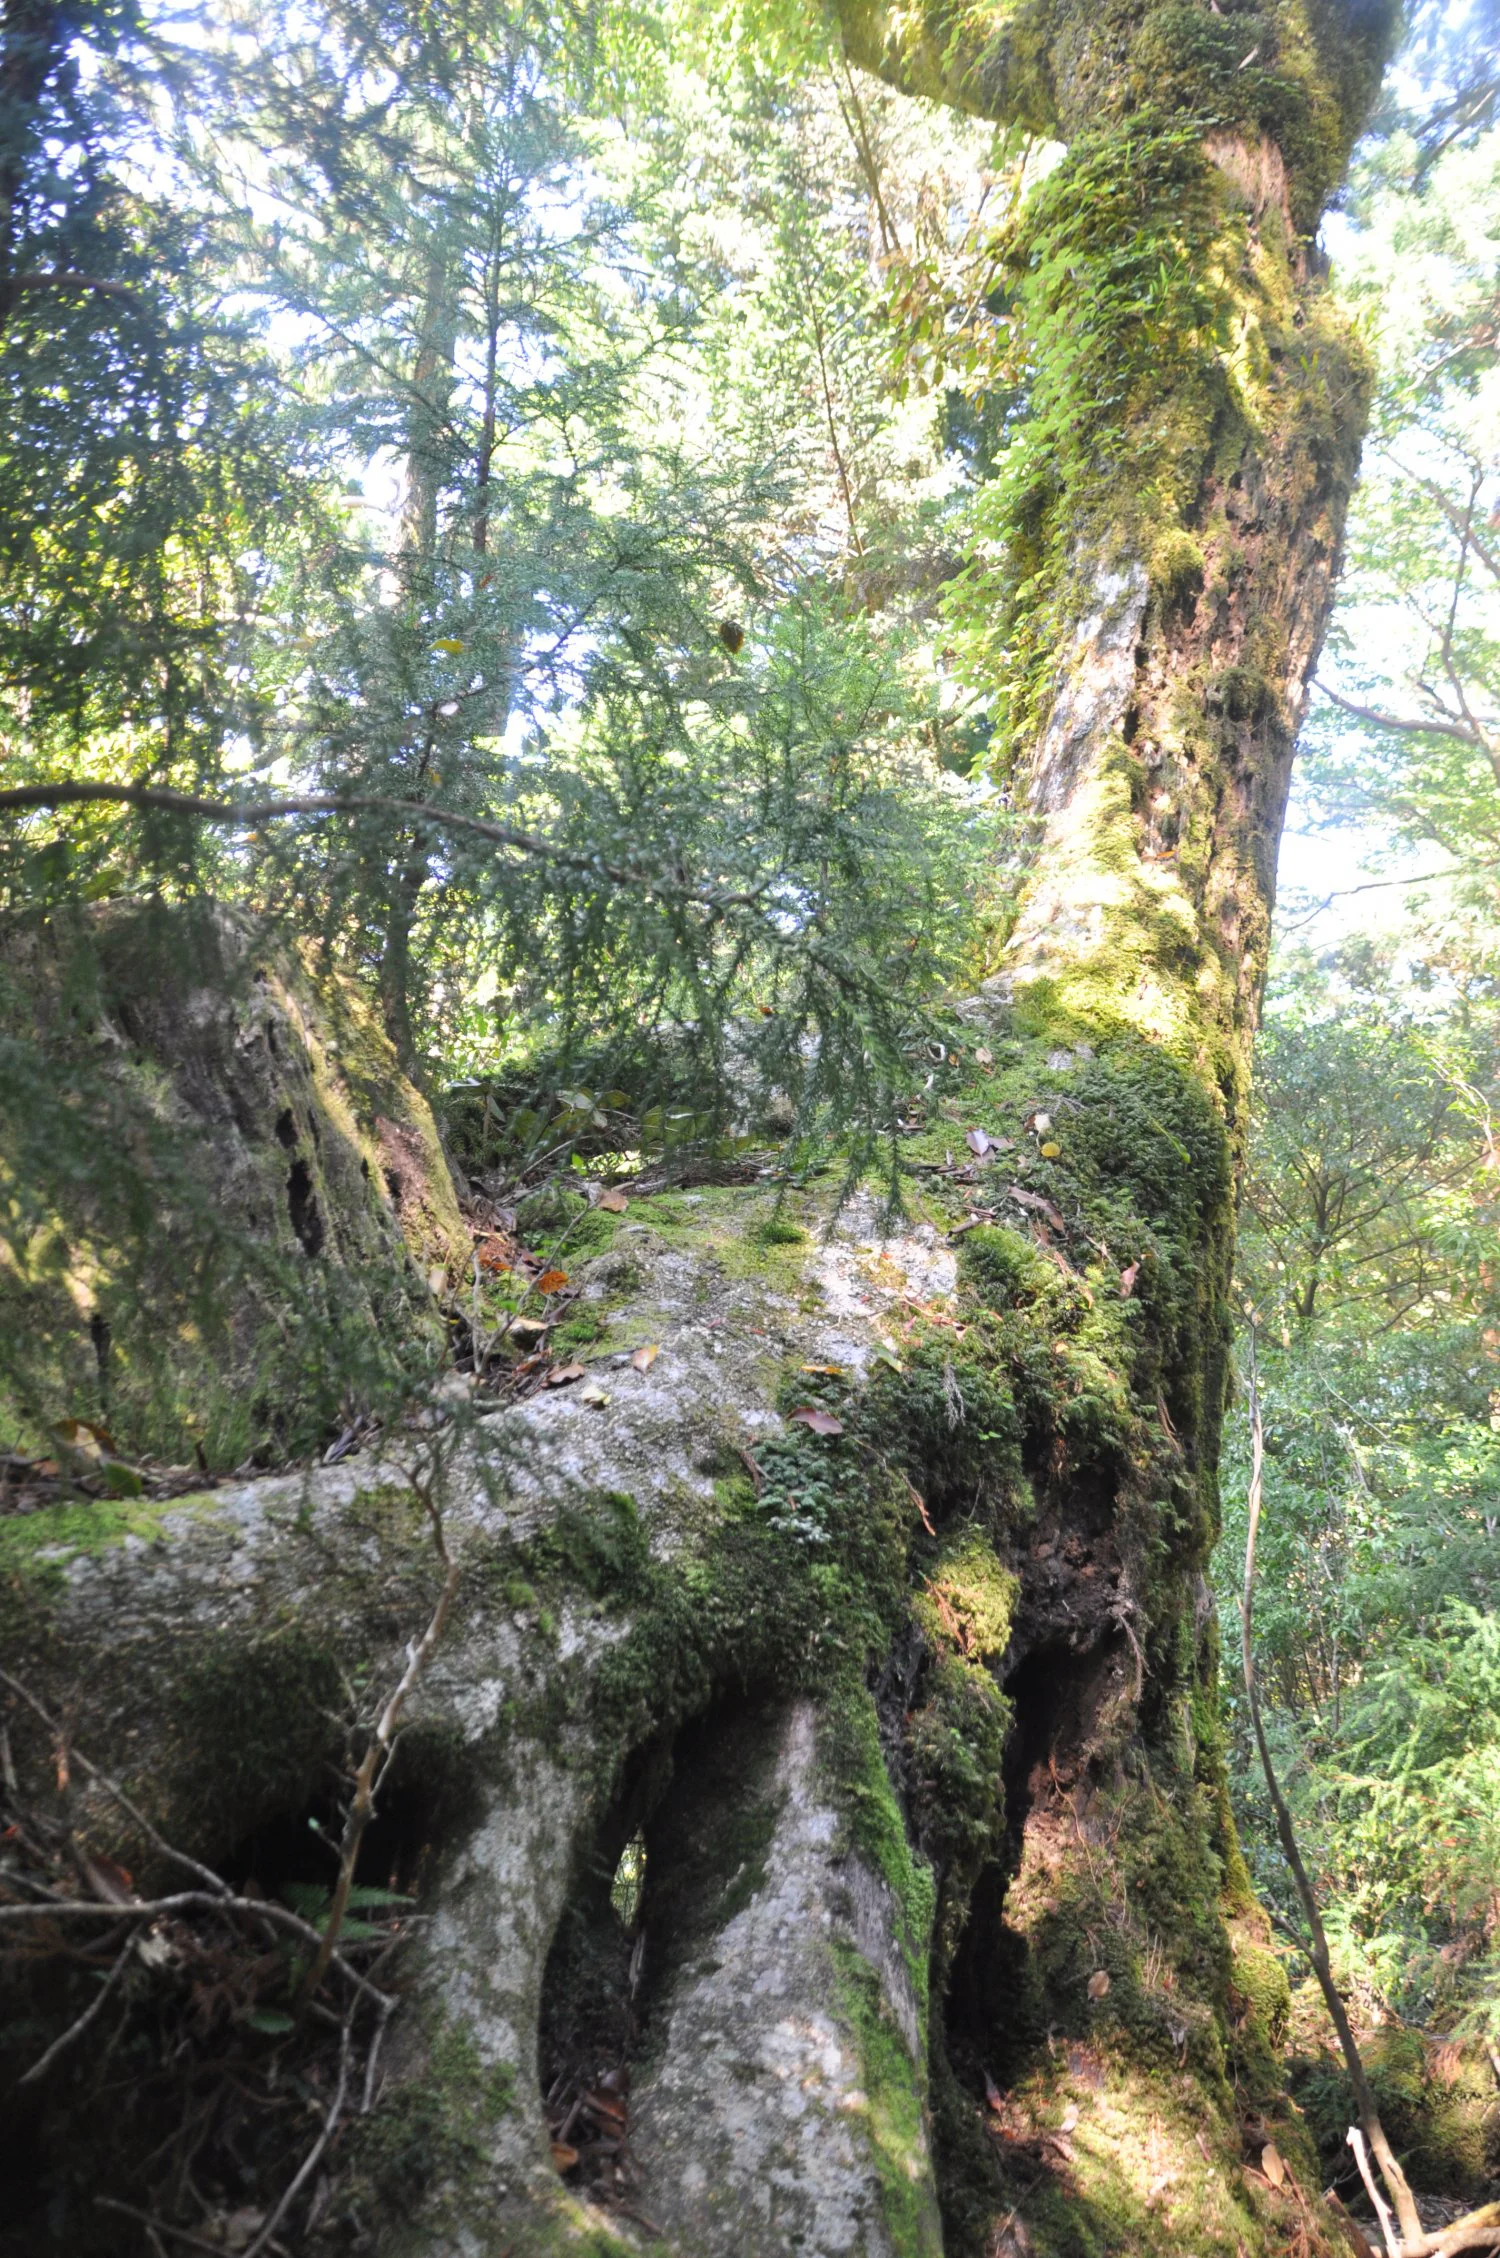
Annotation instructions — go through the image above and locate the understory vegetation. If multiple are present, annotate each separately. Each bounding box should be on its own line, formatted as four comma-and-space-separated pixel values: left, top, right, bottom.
1216, 56, 1500, 2192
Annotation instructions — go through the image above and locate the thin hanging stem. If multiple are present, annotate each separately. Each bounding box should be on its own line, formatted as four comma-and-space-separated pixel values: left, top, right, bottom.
1239, 1330, 1425, 2252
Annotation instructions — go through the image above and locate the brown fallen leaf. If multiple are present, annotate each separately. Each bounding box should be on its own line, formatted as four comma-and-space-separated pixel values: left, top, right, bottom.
630, 1343, 660, 1372
789, 1405, 844, 1436
1119, 1260, 1140, 1297
598, 1187, 629, 1213
1260, 2139, 1286, 2189
551, 2142, 579, 2170
507, 1316, 550, 1345
536, 1268, 569, 1294
1007, 1184, 1066, 1232
1087, 1969, 1110, 2000
543, 1362, 586, 1387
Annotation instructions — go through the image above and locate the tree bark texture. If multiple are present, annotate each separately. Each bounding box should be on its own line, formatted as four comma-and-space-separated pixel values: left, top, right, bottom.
1, 0, 1401, 2252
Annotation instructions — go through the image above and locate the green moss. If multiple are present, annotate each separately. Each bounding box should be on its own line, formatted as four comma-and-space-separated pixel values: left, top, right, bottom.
1293, 2025, 1500, 2198
1228, 1932, 1291, 2083
1150, 523, 1205, 601
913, 1531, 1018, 1663
496, 1425, 915, 1810
832, 1941, 944, 2258
0, 1487, 221, 1586
822, 1683, 938, 2013
551, 1307, 607, 1351
959, 1224, 1047, 1309
750, 1213, 807, 1246
345, 2008, 515, 2227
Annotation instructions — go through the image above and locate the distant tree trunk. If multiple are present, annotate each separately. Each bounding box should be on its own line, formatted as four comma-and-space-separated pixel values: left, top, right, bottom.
2, 4, 1403, 2254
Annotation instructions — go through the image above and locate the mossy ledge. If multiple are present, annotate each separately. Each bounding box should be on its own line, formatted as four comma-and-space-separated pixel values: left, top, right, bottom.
2, 998, 1333, 2256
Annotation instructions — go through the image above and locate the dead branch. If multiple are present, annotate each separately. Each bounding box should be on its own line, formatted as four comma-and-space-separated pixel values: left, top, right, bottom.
0, 1668, 232, 1898
94, 2199, 241, 2256
17, 1931, 136, 2085
241, 2020, 352, 2258
0, 1891, 392, 2009
1239, 1333, 1424, 2250
299, 1441, 462, 2000
1349, 2127, 1399, 2258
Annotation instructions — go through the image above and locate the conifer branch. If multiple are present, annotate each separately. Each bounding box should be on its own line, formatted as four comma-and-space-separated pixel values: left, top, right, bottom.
0, 779, 767, 912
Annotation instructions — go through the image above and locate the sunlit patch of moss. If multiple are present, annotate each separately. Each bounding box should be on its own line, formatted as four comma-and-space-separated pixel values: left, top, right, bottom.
832, 1940, 945, 2258
0, 1486, 224, 1586
822, 1683, 938, 2014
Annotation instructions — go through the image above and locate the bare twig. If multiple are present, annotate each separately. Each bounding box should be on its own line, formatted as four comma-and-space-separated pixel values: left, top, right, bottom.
1349, 2126, 1400, 2258
94, 2199, 238, 2255
241, 2020, 352, 2258
299, 1446, 462, 2000
0, 1670, 230, 1898
361, 1993, 396, 2115
17, 1932, 136, 2084
0, 1892, 391, 2009
1239, 1335, 1425, 2250
1312, 680, 1488, 749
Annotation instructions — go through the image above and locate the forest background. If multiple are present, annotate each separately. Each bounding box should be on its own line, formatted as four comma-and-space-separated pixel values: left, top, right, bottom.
4, 0, 1500, 2204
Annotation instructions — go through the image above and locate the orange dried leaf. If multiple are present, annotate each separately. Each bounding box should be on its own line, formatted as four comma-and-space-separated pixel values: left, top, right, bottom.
536, 1269, 569, 1294
550, 2142, 579, 2170
630, 1343, 660, 1372
598, 1187, 628, 1213
544, 1362, 586, 1387
1087, 1969, 1110, 2000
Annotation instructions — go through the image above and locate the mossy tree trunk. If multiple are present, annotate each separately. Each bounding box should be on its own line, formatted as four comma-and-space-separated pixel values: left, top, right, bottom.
1, 6, 1402, 2255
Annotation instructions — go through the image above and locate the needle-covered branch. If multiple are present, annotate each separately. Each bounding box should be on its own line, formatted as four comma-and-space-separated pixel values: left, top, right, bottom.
0, 779, 767, 912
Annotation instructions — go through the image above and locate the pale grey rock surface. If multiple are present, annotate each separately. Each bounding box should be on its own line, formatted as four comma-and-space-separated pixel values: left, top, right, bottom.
625, 1699, 941, 2258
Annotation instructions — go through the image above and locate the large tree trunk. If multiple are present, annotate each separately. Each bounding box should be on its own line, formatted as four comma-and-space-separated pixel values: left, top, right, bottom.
2, 4, 1399, 2254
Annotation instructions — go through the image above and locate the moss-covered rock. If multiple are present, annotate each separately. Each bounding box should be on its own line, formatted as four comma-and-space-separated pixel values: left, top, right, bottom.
0, 900, 466, 1467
